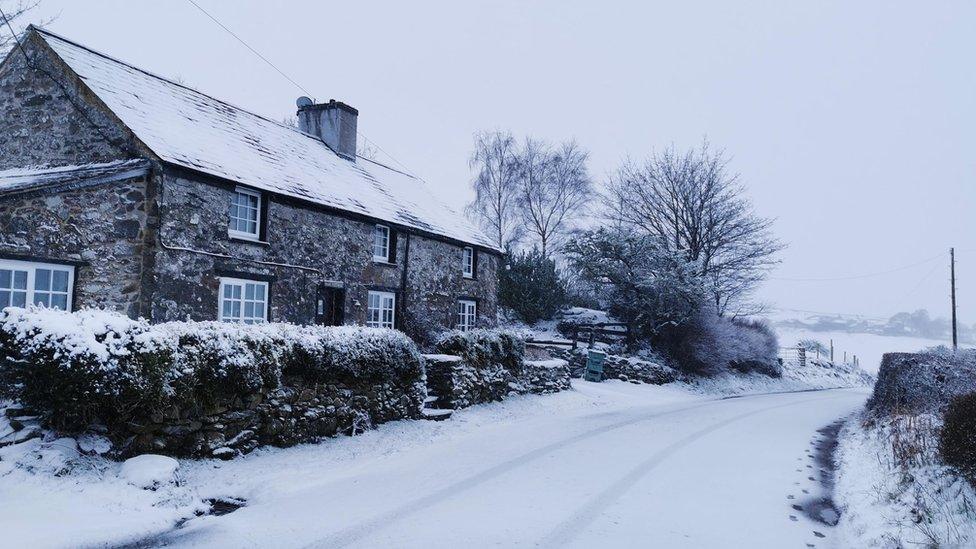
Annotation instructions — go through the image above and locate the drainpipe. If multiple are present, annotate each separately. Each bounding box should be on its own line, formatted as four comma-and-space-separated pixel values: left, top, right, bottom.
398, 232, 411, 328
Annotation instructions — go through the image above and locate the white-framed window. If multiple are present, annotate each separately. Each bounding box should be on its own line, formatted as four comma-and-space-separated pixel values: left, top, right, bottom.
366, 290, 396, 329
218, 277, 268, 324
457, 299, 477, 331
462, 247, 475, 278
372, 225, 390, 262
0, 259, 74, 311
228, 186, 262, 240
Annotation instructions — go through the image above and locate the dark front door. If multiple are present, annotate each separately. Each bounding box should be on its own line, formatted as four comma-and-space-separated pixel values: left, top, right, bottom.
315, 286, 345, 326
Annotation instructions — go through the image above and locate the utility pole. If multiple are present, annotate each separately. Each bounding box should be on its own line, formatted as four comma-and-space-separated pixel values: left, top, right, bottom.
951, 247, 958, 350
830, 339, 834, 362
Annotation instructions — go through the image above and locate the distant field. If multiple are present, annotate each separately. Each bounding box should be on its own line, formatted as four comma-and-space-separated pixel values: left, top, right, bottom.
773, 327, 962, 374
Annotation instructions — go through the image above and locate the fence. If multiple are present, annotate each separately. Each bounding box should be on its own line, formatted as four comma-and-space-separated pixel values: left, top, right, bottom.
527, 322, 630, 349
778, 346, 807, 368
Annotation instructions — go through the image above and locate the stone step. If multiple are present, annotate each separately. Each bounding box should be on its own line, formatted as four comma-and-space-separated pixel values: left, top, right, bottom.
420, 408, 453, 421
423, 395, 439, 404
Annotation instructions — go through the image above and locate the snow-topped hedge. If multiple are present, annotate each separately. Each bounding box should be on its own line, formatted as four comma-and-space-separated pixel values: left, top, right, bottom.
435, 328, 525, 373
0, 307, 423, 432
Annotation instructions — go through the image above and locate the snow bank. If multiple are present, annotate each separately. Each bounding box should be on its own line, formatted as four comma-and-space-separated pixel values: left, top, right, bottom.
119, 454, 180, 489
834, 413, 976, 547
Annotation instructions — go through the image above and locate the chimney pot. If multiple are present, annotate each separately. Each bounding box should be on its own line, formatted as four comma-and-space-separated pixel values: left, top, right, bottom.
297, 98, 358, 160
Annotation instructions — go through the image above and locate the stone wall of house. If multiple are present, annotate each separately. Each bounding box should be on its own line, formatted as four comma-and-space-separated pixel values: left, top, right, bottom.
406, 235, 499, 328
124, 374, 425, 459
0, 177, 152, 318
423, 354, 570, 410
148, 170, 500, 327
0, 33, 137, 170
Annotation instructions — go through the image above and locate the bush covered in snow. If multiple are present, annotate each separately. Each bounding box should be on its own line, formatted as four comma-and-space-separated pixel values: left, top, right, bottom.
436, 328, 525, 373
939, 391, 976, 478
0, 308, 174, 430
0, 307, 424, 435
280, 325, 424, 385
867, 348, 976, 416
666, 312, 781, 377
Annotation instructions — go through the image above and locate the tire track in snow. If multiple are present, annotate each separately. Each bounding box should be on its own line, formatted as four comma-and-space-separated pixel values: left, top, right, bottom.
536, 393, 854, 548
304, 390, 850, 549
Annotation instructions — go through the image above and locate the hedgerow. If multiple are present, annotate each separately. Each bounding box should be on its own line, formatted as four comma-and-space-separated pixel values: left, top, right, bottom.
0, 307, 424, 433
435, 328, 525, 373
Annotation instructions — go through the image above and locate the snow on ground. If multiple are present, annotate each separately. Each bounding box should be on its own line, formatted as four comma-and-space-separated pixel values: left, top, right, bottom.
834, 413, 976, 547
1, 373, 869, 548
774, 326, 957, 375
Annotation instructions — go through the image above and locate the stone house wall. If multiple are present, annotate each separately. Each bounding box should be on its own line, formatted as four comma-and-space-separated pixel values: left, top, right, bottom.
0, 33, 138, 170
0, 176, 152, 318
148, 169, 500, 327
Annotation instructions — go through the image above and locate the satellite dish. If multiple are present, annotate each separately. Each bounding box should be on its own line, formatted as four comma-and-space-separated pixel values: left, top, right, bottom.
296, 96, 314, 108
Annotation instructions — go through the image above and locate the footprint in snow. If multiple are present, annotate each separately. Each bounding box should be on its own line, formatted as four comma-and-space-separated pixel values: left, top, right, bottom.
792, 504, 804, 511
813, 531, 826, 538
789, 515, 798, 522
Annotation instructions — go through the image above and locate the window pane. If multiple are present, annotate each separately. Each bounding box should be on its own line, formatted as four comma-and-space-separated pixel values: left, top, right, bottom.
232, 301, 241, 318
12, 291, 26, 307
245, 284, 255, 300
233, 285, 242, 299
0, 290, 9, 307
254, 303, 265, 319
35, 269, 51, 291
0, 270, 9, 288
13, 271, 26, 290
223, 300, 233, 318
52, 270, 69, 292
34, 293, 50, 307
51, 294, 68, 310
244, 302, 255, 318
255, 285, 265, 300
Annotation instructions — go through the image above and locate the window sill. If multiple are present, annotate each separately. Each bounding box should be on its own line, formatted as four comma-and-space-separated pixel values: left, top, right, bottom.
372, 259, 398, 267
229, 235, 270, 246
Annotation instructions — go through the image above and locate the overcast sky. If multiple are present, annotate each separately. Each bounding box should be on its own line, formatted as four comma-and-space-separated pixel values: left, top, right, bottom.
10, 0, 976, 324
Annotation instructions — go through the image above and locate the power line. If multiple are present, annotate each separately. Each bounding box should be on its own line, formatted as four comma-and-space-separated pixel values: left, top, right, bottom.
769, 252, 945, 282
184, 0, 417, 177
185, 0, 312, 97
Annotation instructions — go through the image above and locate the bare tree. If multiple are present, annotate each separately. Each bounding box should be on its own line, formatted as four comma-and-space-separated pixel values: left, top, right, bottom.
516, 138, 592, 257
0, 1, 52, 54
466, 130, 523, 250
604, 141, 783, 317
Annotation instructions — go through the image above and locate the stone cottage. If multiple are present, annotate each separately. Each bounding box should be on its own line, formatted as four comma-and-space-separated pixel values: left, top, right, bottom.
0, 27, 501, 331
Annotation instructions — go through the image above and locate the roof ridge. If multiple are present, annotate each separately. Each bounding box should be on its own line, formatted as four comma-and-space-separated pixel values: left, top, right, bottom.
32, 26, 326, 146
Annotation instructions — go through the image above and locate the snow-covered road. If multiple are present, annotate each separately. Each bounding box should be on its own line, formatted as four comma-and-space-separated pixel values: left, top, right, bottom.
163, 384, 867, 548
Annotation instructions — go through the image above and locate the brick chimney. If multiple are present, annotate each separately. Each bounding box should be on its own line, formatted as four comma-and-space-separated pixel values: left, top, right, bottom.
296, 98, 358, 160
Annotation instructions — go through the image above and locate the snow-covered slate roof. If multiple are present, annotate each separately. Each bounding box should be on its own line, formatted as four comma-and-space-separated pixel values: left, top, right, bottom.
0, 159, 150, 195
33, 29, 499, 252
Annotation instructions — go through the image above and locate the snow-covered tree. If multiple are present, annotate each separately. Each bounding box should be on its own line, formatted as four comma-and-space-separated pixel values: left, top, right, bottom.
515, 138, 592, 257
604, 141, 783, 317
564, 227, 703, 341
466, 130, 523, 250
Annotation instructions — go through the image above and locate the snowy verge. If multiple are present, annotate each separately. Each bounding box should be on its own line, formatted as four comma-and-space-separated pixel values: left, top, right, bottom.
834, 412, 976, 547
681, 355, 874, 397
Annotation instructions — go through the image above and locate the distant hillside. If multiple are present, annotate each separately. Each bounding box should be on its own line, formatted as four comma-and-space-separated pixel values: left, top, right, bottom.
771, 308, 975, 345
